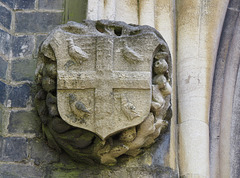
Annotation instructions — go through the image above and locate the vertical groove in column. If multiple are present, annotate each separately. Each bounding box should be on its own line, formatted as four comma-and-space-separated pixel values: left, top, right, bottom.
97, 0, 104, 19
87, 0, 99, 20
115, 0, 138, 24
103, 0, 116, 20
139, 0, 154, 26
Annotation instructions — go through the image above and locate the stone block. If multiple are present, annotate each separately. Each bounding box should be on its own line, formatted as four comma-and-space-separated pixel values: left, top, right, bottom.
0, 56, 7, 79
0, 5, 11, 30
0, 107, 4, 134
12, 35, 34, 58
0, 0, 35, 10
11, 59, 36, 81
38, 0, 64, 10
0, 81, 7, 105
15, 12, 62, 33
29, 138, 59, 165
0, 163, 44, 177
8, 83, 31, 108
34, 35, 47, 56
2, 137, 27, 161
0, 29, 11, 56
0, 136, 2, 159
8, 110, 41, 134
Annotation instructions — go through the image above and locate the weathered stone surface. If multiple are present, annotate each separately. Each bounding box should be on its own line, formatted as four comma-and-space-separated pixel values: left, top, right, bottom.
209, 8, 240, 178
48, 163, 178, 178
29, 138, 59, 165
152, 132, 171, 166
0, 163, 44, 177
53, 128, 95, 149
50, 169, 99, 178
0, 108, 3, 134
2, 137, 27, 162
228, 0, 240, 11
0, 5, 11, 29
0, 136, 2, 159
35, 89, 47, 100
48, 20, 170, 139
43, 62, 57, 79
11, 59, 36, 81
0, 0, 35, 10
39, 0, 64, 10
0, 81, 7, 104
0, 56, 7, 79
8, 83, 31, 107
12, 35, 34, 58
15, 12, 62, 33
46, 93, 59, 117
210, 4, 240, 178
119, 127, 136, 142
34, 35, 47, 56
8, 110, 41, 134
36, 20, 172, 165
42, 76, 56, 92
0, 29, 11, 56
152, 85, 165, 108
230, 67, 240, 178
51, 117, 71, 133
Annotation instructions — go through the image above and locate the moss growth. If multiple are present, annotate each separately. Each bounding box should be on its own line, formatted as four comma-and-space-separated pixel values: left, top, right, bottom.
42, 124, 61, 152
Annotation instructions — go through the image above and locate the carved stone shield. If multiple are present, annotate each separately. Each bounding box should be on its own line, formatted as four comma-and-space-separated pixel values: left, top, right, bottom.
42, 21, 164, 140
36, 20, 172, 164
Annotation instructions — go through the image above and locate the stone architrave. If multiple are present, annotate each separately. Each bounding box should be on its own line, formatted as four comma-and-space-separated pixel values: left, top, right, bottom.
47, 21, 161, 140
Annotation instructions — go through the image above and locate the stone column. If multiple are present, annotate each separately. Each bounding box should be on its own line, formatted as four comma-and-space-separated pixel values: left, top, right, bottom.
176, 0, 228, 177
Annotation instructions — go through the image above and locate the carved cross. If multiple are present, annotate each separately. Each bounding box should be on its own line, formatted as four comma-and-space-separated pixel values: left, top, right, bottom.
58, 36, 151, 124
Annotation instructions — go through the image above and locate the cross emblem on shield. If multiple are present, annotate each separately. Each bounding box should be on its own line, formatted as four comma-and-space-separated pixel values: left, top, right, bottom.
48, 23, 162, 140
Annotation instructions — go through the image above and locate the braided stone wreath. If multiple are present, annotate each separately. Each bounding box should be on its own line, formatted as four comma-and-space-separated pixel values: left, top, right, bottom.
35, 20, 172, 165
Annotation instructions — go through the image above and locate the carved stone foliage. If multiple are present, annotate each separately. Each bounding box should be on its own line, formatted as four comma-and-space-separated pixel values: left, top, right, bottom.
35, 20, 172, 165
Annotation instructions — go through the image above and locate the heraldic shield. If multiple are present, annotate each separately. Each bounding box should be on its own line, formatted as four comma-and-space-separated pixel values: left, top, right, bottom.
40, 20, 169, 140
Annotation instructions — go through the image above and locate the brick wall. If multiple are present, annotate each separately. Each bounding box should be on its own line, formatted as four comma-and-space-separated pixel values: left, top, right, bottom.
0, 0, 63, 177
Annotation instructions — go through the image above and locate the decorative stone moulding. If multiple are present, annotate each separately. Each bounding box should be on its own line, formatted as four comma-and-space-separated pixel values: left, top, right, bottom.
35, 20, 172, 165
